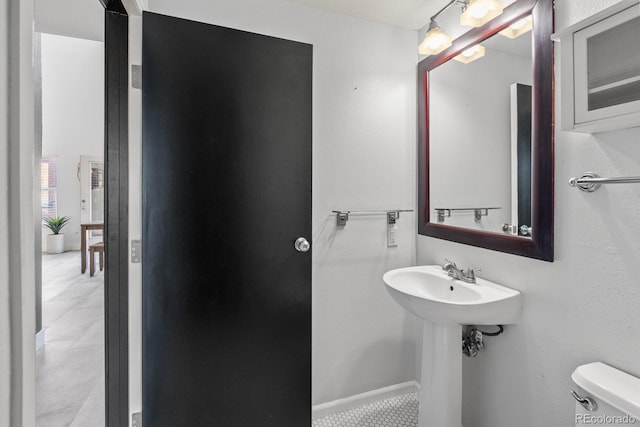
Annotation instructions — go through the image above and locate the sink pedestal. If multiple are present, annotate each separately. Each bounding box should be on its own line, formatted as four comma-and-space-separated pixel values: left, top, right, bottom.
383, 265, 522, 427
419, 322, 462, 427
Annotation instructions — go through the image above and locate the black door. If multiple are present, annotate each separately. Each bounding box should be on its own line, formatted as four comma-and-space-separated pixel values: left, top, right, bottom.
515, 83, 532, 236
142, 12, 312, 426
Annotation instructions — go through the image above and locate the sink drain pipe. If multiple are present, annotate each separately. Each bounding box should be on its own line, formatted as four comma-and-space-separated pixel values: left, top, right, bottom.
462, 325, 504, 357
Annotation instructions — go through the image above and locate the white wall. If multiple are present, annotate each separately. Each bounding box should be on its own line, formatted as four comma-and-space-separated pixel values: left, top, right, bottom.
41, 34, 104, 251
0, 0, 10, 422
35, 0, 104, 42
143, 0, 419, 408
2, 0, 35, 424
417, 1, 640, 426
0, 1, 10, 423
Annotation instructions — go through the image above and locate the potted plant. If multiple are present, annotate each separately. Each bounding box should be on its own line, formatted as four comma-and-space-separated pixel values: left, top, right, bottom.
43, 216, 71, 254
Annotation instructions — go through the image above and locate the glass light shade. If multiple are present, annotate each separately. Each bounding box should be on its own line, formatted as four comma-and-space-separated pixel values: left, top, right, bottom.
419, 27, 453, 55
499, 15, 533, 38
460, 0, 504, 27
453, 44, 486, 63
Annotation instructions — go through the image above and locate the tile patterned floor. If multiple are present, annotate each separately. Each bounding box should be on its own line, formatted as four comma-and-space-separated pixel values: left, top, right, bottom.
312, 393, 419, 427
37, 251, 105, 427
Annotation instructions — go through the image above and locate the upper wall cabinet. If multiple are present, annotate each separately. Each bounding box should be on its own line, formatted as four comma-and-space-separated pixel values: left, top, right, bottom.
553, 0, 640, 133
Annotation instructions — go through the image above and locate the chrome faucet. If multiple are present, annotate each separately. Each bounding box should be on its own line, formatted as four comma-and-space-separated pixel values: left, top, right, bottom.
442, 259, 464, 280
442, 259, 479, 284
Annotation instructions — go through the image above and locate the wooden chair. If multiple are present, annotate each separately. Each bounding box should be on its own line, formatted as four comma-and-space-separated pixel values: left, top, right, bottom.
89, 242, 105, 277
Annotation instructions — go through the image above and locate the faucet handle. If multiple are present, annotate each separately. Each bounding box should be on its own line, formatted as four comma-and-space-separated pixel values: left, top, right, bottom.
443, 258, 457, 268
464, 267, 481, 281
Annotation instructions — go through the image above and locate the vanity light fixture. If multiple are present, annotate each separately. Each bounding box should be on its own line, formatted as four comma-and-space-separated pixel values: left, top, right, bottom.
419, 0, 466, 56
420, 0, 504, 55
460, 0, 504, 27
498, 15, 533, 38
419, 20, 453, 55
453, 44, 486, 63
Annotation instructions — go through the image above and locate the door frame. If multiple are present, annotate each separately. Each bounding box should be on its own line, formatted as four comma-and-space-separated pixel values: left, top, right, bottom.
99, 1, 130, 426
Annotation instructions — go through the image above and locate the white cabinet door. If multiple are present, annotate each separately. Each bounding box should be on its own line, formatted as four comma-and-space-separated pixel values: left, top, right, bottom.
574, 5, 640, 125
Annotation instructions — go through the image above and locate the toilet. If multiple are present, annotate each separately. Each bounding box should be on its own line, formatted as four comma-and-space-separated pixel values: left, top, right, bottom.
572, 362, 640, 426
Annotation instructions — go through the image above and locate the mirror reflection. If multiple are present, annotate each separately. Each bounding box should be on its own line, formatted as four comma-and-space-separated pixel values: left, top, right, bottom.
428, 16, 532, 237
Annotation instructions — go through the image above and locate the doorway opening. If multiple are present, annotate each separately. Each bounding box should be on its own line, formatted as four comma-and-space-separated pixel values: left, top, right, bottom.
35, 31, 106, 426
32, 1, 129, 426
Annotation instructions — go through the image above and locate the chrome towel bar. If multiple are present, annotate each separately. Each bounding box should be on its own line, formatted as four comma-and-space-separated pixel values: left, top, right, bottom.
331, 209, 414, 226
434, 207, 501, 222
569, 172, 640, 192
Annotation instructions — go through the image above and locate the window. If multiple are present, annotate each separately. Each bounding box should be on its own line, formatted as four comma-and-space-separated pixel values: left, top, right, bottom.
40, 156, 57, 219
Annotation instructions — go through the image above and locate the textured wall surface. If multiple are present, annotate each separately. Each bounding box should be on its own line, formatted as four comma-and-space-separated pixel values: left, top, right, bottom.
147, 0, 420, 407
35, 0, 104, 42
0, 1, 10, 423
4, 0, 36, 424
417, 1, 640, 426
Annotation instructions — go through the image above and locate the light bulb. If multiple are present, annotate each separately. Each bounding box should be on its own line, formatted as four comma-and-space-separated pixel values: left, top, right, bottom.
453, 44, 486, 63
510, 18, 526, 29
419, 26, 452, 55
427, 34, 446, 49
499, 15, 533, 39
468, 3, 490, 19
460, 0, 504, 27
462, 47, 477, 57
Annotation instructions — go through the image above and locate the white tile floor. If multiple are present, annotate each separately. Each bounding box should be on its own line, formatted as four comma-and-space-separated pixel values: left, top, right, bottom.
312, 393, 419, 427
37, 251, 105, 427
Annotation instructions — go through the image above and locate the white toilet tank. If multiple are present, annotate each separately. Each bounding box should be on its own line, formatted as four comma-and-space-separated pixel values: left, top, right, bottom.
572, 362, 640, 426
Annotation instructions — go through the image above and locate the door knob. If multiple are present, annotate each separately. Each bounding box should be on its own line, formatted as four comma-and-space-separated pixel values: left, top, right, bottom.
294, 237, 310, 253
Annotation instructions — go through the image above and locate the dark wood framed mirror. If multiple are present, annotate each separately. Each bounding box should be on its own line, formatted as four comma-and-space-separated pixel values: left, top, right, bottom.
418, 0, 554, 261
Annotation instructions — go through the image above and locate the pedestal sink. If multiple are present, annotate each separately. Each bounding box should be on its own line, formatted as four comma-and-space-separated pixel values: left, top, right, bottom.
383, 265, 522, 427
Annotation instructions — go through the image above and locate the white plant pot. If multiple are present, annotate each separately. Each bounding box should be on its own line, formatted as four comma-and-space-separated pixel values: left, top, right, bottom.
47, 234, 64, 254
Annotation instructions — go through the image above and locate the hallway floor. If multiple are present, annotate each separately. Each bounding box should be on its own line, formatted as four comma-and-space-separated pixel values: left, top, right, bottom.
312, 393, 418, 426
37, 251, 104, 427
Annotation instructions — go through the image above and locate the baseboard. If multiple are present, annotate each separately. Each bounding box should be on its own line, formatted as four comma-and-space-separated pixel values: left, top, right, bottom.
312, 380, 419, 420
35, 329, 45, 351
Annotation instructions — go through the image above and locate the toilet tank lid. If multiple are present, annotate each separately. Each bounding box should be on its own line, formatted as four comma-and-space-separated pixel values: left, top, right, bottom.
572, 362, 640, 419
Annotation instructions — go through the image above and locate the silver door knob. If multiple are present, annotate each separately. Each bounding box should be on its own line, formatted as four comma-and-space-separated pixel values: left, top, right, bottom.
294, 237, 310, 252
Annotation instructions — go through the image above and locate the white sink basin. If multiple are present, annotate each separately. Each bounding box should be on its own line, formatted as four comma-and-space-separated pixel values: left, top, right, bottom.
383, 265, 522, 325
383, 265, 523, 427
